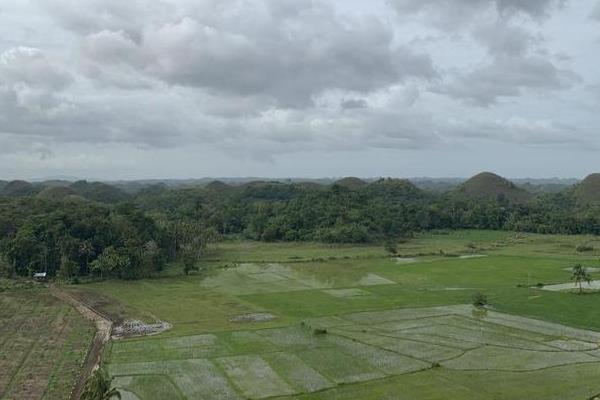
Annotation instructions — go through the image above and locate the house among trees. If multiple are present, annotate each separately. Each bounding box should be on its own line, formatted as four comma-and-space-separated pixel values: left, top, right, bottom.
33, 272, 47, 282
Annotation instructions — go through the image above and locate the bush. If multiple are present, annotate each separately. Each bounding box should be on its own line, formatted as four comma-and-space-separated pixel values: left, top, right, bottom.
0, 256, 14, 278
576, 243, 594, 253
472, 292, 488, 308
384, 239, 398, 255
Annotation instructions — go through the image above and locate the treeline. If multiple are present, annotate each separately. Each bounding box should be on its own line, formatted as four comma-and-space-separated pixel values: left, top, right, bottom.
1, 177, 600, 279
0, 198, 215, 280
135, 179, 600, 241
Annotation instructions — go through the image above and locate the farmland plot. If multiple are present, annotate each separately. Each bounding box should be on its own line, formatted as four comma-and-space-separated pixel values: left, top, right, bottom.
108, 305, 600, 399
0, 289, 94, 400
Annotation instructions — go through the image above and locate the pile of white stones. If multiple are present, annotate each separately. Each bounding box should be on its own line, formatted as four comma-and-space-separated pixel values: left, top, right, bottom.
113, 320, 172, 338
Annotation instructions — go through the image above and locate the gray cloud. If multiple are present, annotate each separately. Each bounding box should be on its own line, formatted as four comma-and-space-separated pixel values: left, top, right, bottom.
593, 1, 600, 19
0, 0, 598, 179
341, 99, 368, 110
0, 47, 74, 134
433, 55, 579, 106
52, 0, 435, 107
40, 0, 172, 40
473, 22, 538, 56
390, 0, 564, 30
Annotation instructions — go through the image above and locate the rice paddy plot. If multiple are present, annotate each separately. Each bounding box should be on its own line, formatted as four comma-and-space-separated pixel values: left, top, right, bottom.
216, 355, 295, 398
323, 288, 371, 298
443, 346, 599, 371
262, 352, 334, 393
296, 348, 386, 384
325, 335, 430, 374
200, 263, 396, 296
0, 289, 94, 400
541, 280, 600, 291
108, 305, 600, 399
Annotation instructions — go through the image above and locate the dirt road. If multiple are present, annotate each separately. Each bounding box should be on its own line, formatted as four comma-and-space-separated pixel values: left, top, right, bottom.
50, 286, 113, 400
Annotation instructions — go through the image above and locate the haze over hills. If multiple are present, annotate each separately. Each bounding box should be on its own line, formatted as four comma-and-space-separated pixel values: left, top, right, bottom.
0, 173, 590, 203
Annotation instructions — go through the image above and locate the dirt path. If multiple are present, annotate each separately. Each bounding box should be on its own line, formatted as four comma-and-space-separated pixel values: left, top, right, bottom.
50, 286, 113, 400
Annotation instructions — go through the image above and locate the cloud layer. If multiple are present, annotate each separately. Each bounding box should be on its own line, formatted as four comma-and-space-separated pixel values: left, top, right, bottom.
0, 0, 598, 179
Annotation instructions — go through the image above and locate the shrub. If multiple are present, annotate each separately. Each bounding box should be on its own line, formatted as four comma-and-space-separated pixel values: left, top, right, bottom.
472, 292, 488, 308
576, 244, 594, 253
384, 239, 398, 255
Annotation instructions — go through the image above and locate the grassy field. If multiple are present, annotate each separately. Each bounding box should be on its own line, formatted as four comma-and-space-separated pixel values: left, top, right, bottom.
66, 231, 600, 399
0, 286, 94, 400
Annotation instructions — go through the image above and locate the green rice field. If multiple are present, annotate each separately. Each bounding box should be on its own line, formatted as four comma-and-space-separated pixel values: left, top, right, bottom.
70, 231, 600, 399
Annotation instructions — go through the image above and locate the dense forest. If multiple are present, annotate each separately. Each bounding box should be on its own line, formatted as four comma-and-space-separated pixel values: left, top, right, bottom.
1, 172, 599, 280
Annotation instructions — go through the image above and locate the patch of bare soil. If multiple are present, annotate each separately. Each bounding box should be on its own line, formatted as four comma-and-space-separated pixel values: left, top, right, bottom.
50, 286, 112, 400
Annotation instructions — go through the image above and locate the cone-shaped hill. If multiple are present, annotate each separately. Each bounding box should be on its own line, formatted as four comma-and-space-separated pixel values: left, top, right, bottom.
70, 180, 130, 204
573, 174, 600, 204
367, 178, 425, 200
333, 177, 368, 190
457, 172, 533, 203
1, 180, 38, 197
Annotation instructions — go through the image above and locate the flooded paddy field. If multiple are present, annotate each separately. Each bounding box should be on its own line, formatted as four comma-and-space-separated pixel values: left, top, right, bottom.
68, 231, 600, 399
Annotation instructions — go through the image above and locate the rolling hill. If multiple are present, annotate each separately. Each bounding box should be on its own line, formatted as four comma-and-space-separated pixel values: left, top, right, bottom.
1, 180, 39, 197
333, 177, 368, 190
70, 181, 130, 204
36, 186, 78, 200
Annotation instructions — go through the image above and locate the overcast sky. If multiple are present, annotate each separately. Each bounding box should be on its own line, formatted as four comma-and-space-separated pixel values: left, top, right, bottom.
0, 0, 599, 180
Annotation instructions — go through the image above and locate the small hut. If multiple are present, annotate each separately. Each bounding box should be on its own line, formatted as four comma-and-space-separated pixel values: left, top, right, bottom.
33, 272, 48, 282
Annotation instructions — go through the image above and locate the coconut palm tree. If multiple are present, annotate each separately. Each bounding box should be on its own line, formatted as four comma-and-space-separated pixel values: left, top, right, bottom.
571, 264, 592, 294
81, 369, 121, 400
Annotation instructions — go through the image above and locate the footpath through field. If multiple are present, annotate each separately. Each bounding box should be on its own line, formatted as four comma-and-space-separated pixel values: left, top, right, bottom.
50, 285, 113, 400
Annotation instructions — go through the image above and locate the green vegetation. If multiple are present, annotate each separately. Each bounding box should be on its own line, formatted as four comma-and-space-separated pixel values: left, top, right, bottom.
3, 173, 600, 398
3, 173, 600, 282
571, 264, 592, 293
48, 232, 600, 399
0, 286, 94, 399
82, 369, 121, 400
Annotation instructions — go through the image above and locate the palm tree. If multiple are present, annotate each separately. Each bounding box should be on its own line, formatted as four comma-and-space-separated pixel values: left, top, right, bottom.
81, 369, 121, 400
79, 240, 95, 274
571, 264, 592, 294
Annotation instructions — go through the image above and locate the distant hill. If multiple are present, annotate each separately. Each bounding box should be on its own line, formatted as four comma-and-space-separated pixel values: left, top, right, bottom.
294, 181, 325, 190
1, 180, 39, 197
457, 172, 533, 203
573, 173, 600, 204
70, 181, 130, 204
36, 186, 77, 200
367, 178, 425, 200
411, 178, 465, 192
205, 180, 231, 191
333, 177, 368, 190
